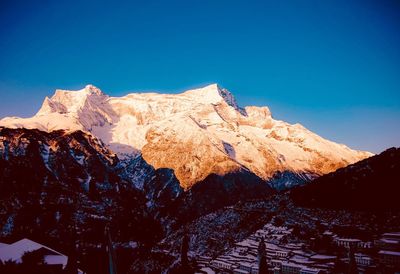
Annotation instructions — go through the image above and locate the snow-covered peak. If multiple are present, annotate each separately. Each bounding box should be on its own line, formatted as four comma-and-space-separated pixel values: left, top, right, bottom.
182, 83, 221, 99
0, 84, 373, 189
36, 96, 67, 115
182, 84, 244, 113
37, 85, 107, 116
51, 84, 105, 103
84, 84, 104, 95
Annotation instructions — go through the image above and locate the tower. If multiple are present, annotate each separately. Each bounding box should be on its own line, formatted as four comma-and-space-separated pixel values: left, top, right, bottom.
105, 226, 118, 274
258, 237, 269, 274
347, 245, 358, 274
181, 232, 189, 269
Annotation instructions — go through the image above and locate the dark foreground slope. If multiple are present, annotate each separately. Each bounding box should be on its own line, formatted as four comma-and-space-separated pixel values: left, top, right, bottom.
0, 127, 162, 273
118, 154, 275, 233
160, 171, 274, 231
290, 147, 400, 210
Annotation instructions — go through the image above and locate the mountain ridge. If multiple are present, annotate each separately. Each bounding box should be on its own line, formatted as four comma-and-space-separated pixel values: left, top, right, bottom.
0, 84, 372, 189
290, 147, 400, 210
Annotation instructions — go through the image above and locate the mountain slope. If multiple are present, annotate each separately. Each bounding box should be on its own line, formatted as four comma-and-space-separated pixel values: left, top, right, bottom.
0, 84, 372, 189
116, 155, 274, 227
290, 147, 400, 210
0, 127, 272, 272
0, 127, 160, 252
159, 170, 274, 232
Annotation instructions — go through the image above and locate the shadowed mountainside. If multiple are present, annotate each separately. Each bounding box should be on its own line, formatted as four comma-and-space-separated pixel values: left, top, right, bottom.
290, 147, 400, 210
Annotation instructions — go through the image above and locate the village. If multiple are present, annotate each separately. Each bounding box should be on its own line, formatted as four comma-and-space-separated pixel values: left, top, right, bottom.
1, 200, 400, 274
194, 222, 400, 274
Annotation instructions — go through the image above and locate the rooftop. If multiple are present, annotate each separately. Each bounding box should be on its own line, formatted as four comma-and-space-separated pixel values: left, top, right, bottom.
379, 250, 400, 256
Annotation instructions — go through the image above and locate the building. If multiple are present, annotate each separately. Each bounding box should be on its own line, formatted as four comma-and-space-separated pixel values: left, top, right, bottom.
382, 232, 400, 241
376, 238, 400, 251
235, 246, 248, 255
355, 253, 373, 267
0, 238, 83, 273
299, 267, 323, 274
238, 262, 253, 272
250, 264, 259, 274
199, 267, 217, 274
275, 250, 290, 258
271, 259, 283, 268
233, 269, 249, 274
211, 259, 237, 270
334, 238, 361, 249
310, 254, 336, 264
375, 232, 400, 251
281, 262, 302, 274
379, 250, 400, 268
272, 266, 281, 274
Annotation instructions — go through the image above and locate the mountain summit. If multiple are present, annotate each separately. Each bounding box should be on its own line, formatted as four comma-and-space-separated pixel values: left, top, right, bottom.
0, 84, 372, 189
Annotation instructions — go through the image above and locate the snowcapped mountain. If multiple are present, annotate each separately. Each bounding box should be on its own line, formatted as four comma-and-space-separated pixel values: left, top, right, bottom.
0, 84, 372, 190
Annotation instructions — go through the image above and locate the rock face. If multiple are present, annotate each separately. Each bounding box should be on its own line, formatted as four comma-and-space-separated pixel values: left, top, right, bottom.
0, 127, 158, 247
161, 170, 274, 231
0, 84, 372, 189
0, 127, 272, 250
0, 126, 119, 196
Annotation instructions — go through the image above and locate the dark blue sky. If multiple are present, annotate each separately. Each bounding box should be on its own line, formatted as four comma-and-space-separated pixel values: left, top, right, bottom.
0, 0, 399, 153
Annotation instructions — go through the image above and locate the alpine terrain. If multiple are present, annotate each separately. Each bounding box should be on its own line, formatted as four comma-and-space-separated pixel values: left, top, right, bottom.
0, 84, 393, 274
0, 84, 372, 191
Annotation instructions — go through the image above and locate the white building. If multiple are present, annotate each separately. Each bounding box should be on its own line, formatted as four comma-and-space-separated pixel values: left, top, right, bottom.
210, 259, 237, 270
334, 238, 361, 248
275, 250, 290, 258
355, 253, 373, 266
0, 238, 83, 273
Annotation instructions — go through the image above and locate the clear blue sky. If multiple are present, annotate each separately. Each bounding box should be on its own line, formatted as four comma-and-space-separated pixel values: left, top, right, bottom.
0, 0, 399, 153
